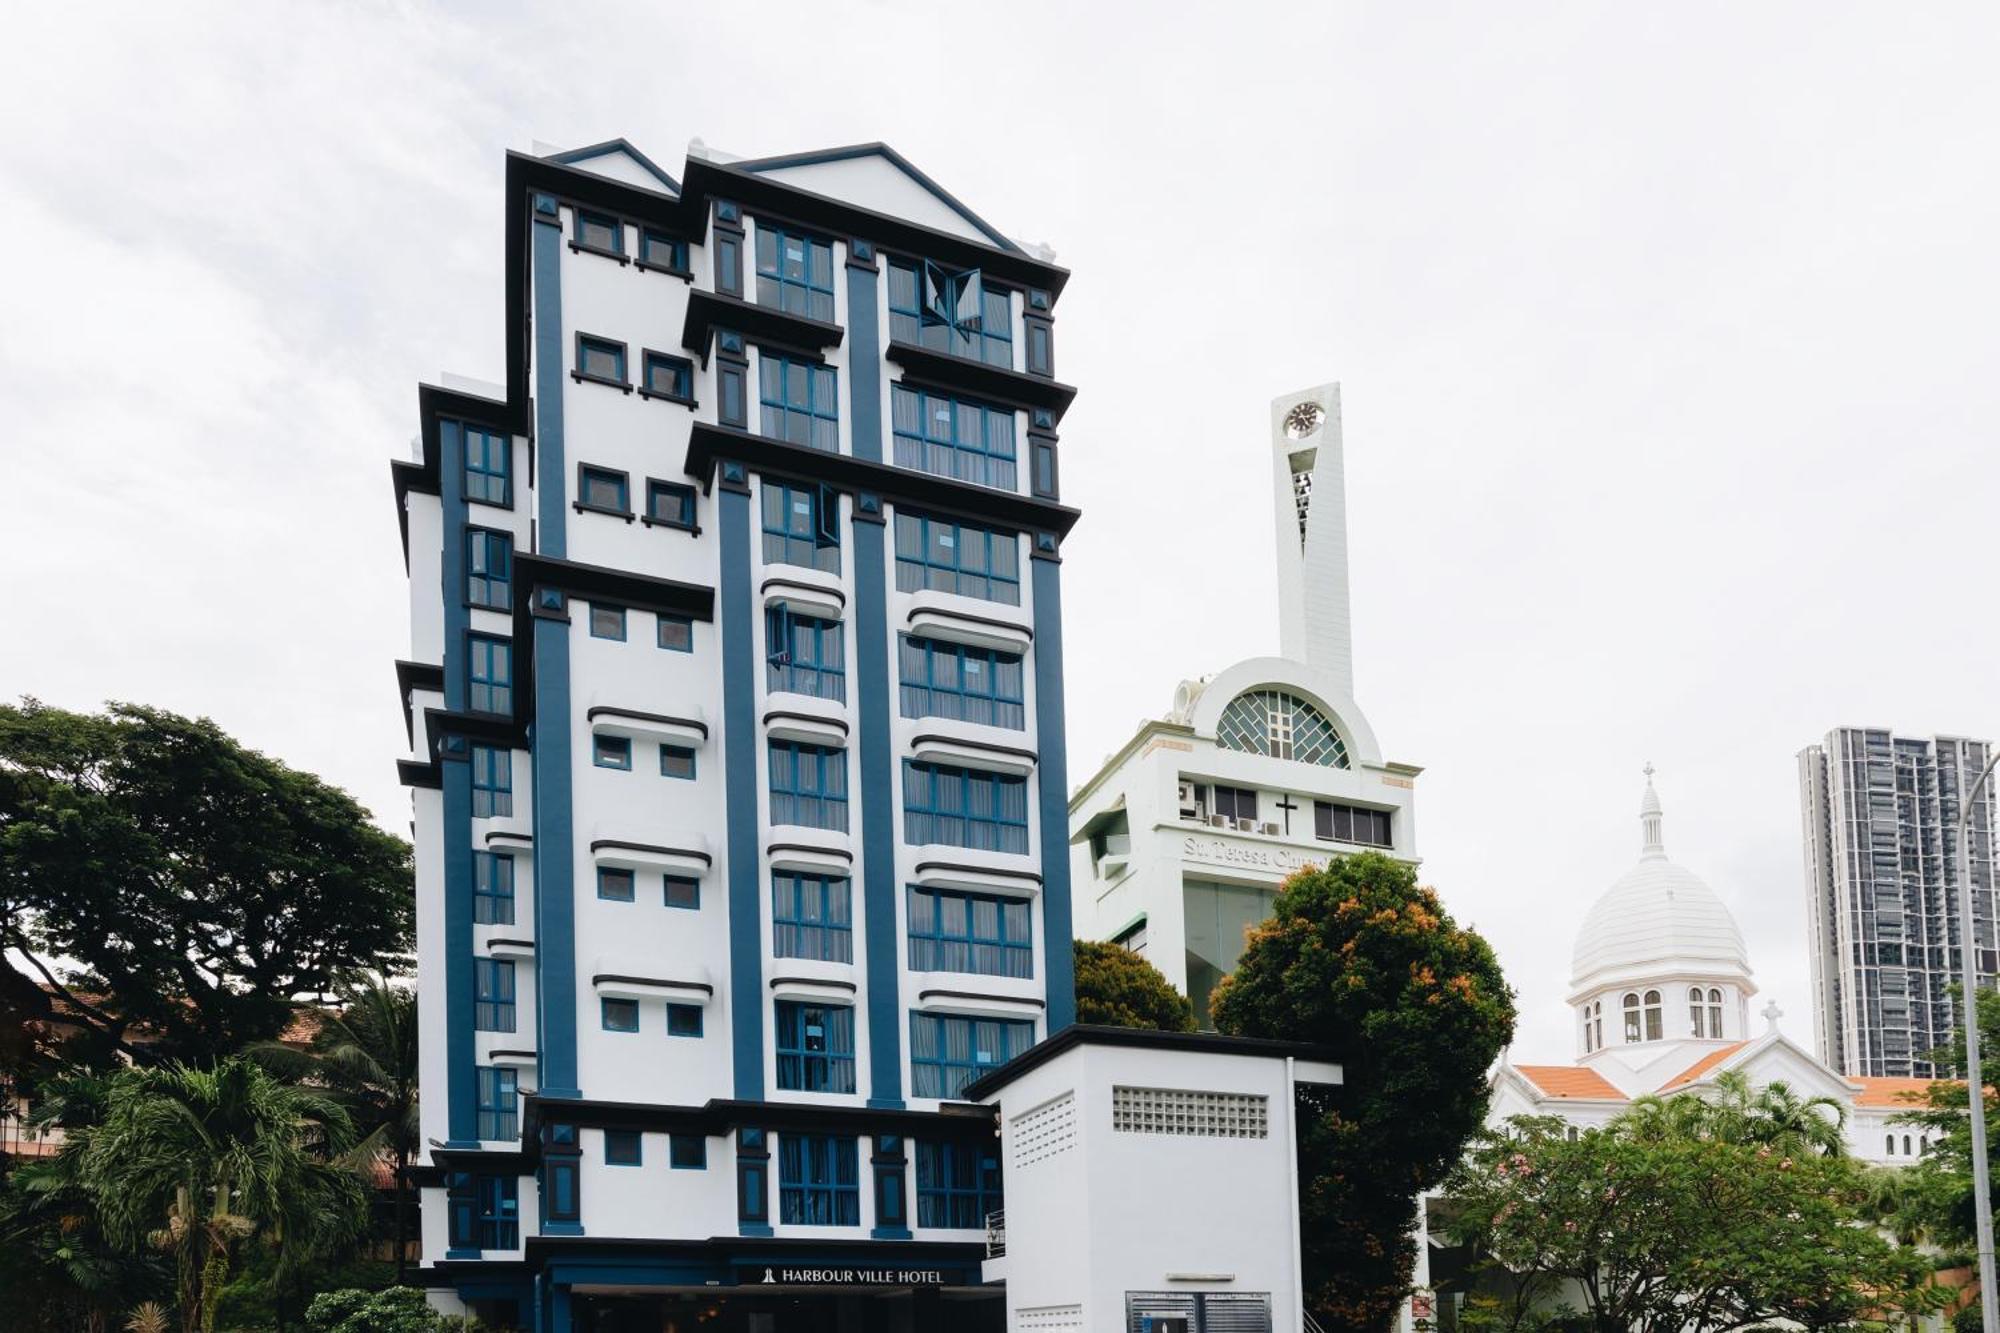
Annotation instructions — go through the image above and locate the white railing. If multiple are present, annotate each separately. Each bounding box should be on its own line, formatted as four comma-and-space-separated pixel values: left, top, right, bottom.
985, 1208, 1006, 1258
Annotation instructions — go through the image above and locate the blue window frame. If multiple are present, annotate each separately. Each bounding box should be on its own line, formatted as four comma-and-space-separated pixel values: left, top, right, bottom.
891, 385, 1016, 490
577, 334, 627, 384
467, 634, 512, 715
909, 1012, 1035, 1100
664, 875, 701, 909
658, 614, 694, 652
448, 1173, 519, 1251
775, 1001, 856, 1094
670, 1134, 707, 1169
769, 741, 848, 831
597, 866, 635, 901
915, 1140, 1002, 1229
605, 1130, 642, 1165
773, 873, 853, 963
893, 513, 1019, 605
643, 350, 695, 402
908, 886, 1033, 978
647, 479, 697, 528
898, 635, 1025, 730
474, 959, 515, 1033
593, 734, 632, 770
778, 1134, 859, 1225
759, 354, 839, 452
473, 851, 514, 925
468, 529, 512, 609
760, 480, 840, 574
579, 465, 630, 514
639, 228, 688, 272
601, 998, 639, 1033
667, 1002, 703, 1037
471, 746, 512, 818
476, 1066, 518, 1141
660, 745, 696, 780
464, 424, 510, 506
887, 259, 1013, 368
754, 226, 835, 322
902, 760, 1028, 854
590, 604, 627, 640
766, 604, 845, 702
575, 211, 621, 255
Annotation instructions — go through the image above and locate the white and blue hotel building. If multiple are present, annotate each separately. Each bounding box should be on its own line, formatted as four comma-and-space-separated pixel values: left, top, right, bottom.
393, 138, 1083, 1331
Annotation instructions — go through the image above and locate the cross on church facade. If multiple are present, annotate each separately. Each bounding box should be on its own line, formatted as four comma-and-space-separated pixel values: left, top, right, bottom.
1274, 794, 1300, 835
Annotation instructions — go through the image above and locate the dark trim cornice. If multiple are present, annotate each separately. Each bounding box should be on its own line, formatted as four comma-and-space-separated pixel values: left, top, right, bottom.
487, 830, 534, 847
424, 707, 527, 756
762, 576, 846, 609
515, 553, 714, 621
487, 938, 536, 953
397, 758, 441, 790
913, 860, 1043, 887
395, 660, 445, 745
886, 342, 1076, 422
768, 976, 858, 993
766, 841, 854, 864
763, 708, 851, 737
682, 289, 843, 364
589, 838, 714, 867
904, 604, 1032, 643
918, 989, 1045, 1010
521, 1093, 994, 1142
911, 732, 1039, 765
586, 706, 710, 739
592, 974, 715, 997
961, 1023, 1346, 1101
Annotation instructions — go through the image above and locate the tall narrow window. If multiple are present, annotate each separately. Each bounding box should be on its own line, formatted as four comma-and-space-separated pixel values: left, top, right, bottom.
476, 1066, 518, 1140
1643, 989, 1663, 1042
898, 636, 1024, 730
474, 959, 515, 1033
473, 851, 514, 925
1707, 988, 1724, 1039
766, 605, 846, 701
761, 481, 840, 573
1622, 992, 1641, 1044
450, 1173, 520, 1251
772, 874, 853, 962
893, 513, 1019, 605
759, 354, 839, 452
891, 385, 1017, 490
774, 1001, 856, 1093
468, 530, 512, 609
768, 741, 848, 831
902, 761, 1029, 853
471, 746, 512, 818
754, 227, 835, 322
467, 634, 512, 715
914, 1141, 1002, 1229
464, 424, 510, 506
1689, 987, 1707, 1039
907, 886, 1033, 978
777, 1133, 859, 1225
908, 1012, 1034, 1100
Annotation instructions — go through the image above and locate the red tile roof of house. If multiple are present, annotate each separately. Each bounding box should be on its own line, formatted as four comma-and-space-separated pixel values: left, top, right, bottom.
1514, 1065, 1628, 1100
1658, 1042, 1747, 1091
1852, 1076, 1951, 1108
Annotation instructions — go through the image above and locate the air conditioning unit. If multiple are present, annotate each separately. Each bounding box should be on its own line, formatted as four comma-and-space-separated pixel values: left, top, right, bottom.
1234, 817, 1257, 833
1177, 781, 1202, 820
1207, 814, 1231, 830
1259, 821, 1282, 836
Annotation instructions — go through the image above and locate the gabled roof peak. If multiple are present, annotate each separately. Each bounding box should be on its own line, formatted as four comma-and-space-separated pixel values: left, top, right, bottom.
542, 138, 680, 195
728, 141, 1021, 254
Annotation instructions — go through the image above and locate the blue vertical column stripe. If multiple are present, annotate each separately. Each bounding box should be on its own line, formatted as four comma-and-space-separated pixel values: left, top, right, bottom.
845, 262, 883, 463
532, 608, 580, 1099
532, 200, 567, 558
718, 481, 765, 1098
438, 419, 477, 1146
1032, 553, 1077, 1031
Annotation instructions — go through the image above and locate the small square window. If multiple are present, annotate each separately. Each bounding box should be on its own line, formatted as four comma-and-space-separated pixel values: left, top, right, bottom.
602, 998, 639, 1032
643, 352, 694, 402
647, 479, 697, 529
670, 1134, 707, 1169
666, 1003, 704, 1038
605, 1129, 643, 1165
580, 466, 629, 514
640, 229, 687, 271
597, 867, 636, 901
664, 876, 700, 910
594, 735, 632, 770
577, 335, 627, 383
591, 605, 628, 640
576, 212, 622, 254
660, 746, 697, 780
658, 615, 693, 652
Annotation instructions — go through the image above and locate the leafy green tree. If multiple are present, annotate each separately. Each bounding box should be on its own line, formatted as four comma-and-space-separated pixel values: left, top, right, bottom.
1622, 1069, 1847, 1158
0, 699, 413, 1068
1072, 939, 1194, 1031
1898, 986, 2000, 1251
1209, 852, 1515, 1332
254, 973, 421, 1284
70, 1057, 371, 1333
305, 1286, 469, 1333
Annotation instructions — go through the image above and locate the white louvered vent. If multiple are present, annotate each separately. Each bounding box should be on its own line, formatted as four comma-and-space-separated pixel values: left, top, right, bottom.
1016, 1304, 1084, 1331
1010, 1092, 1076, 1168
1111, 1086, 1269, 1139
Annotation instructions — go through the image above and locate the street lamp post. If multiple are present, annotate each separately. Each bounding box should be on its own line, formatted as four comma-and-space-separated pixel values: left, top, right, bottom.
1956, 743, 2000, 1333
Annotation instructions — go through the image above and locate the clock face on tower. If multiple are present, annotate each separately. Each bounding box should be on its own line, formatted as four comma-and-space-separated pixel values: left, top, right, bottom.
1284, 402, 1324, 440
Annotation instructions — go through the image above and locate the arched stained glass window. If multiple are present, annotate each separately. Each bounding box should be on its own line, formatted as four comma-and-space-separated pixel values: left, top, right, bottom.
1689, 987, 1707, 1038
1642, 990, 1663, 1042
1622, 993, 1641, 1043
1215, 690, 1350, 768
1707, 988, 1723, 1039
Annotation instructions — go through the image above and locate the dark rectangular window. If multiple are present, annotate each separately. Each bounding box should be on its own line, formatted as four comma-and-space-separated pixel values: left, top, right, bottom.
597, 866, 635, 901
898, 635, 1024, 730
593, 735, 632, 770
577, 335, 627, 384
664, 875, 701, 910
909, 1012, 1035, 1100
476, 1066, 518, 1141
893, 512, 1019, 605
759, 353, 839, 452
907, 886, 1033, 978
639, 228, 687, 272
914, 1141, 1001, 1229
474, 959, 515, 1033
778, 1133, 860, 1226
660, 745, 696, 780
716, 233, 743, 299
767, 604, 845, 701
605, 1129, 642, 1165
772, 873, 853, 962
575, 211, 621, 254
647, 479, 697, 529
643, 350, 694, 402
467, 634, 512, 714
902, 760, 1028, 853
1025, 320, 1053, 377
666, 1002, 703, 1037
468, 529, 512, 609
579, 465, 630, 514
761, 481, 841, 573
471, 746, 512, 818
1212, 785, 1258, 822
590, 604, 627, 640
737, 1127, 769, 1226
891, 385, 1016, 490
473, 851, 514, 925
887, 259, 1012, 367
670, 1134, 707, 1169
464, 424, 510, 506
754, 226, 835, 322
1314, 801, 1393, 848
1031, 438, 1058, 499
658, 615, 694, 652
775, 1001, 856, 1094
769, 741, 849, 831
449, 1173, 519, 1251
601, 998, 639, 1032
718, 357, 747, 427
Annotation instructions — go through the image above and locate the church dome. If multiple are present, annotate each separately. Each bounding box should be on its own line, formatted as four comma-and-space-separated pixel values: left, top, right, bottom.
1569, 771, 1753, 996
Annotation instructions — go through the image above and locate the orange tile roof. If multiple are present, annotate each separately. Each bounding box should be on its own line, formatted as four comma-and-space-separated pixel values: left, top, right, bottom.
1514, 1065, 1627, 1100
1659, 1043, 1748, 1091
1852, 1076, 1953, 1108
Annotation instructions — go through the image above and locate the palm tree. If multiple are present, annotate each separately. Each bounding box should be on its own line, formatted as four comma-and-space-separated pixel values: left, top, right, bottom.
1710, 1070, 1848, 1157
73, 1057, 369, 1333
252, 973, 420, 1284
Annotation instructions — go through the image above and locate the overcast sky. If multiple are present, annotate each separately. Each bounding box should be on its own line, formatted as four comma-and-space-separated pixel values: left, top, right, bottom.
4, 2, 1997, 1060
